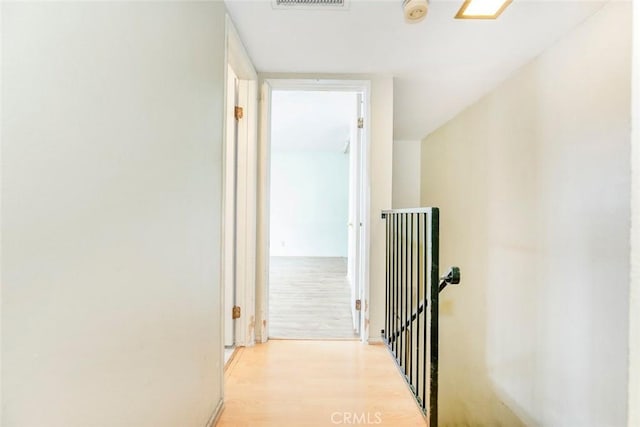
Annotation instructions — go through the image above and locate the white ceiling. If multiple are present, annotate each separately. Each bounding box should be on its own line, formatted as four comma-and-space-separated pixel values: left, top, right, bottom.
271, 90, 357, 151
225, 0, 607, 140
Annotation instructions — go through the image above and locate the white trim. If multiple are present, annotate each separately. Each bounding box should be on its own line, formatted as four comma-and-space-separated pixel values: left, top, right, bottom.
255, 83, 272, 343
205, 399, 224, 427
347, 93, 361, 333
259, 78, 372, 343
233, 78, 257, 347
223, 15, 259, 350
223, 65, 237, 348
360, 85, 372, 343
226, 17, 257, 81
266, 78, 369, 93
220, 15, 231, 404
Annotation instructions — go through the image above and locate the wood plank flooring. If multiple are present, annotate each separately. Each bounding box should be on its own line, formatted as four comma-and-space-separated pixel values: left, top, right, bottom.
216, 340, 427, 427
269, 257, 357, 339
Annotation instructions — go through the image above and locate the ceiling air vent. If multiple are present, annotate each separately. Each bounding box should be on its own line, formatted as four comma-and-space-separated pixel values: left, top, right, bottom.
272, 0, 348, 10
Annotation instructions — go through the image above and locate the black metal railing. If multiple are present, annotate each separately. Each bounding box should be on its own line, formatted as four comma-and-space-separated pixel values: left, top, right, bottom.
380, 208, 460, 426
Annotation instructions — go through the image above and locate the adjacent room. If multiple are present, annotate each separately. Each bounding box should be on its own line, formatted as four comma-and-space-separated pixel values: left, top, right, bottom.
268, 89, 361, 339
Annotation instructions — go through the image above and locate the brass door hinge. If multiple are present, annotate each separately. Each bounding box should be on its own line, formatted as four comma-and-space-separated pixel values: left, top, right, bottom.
355, 299, 362, 311
232, 306, 241, 319
357, 117, 364, 129
234, 106, 244, 121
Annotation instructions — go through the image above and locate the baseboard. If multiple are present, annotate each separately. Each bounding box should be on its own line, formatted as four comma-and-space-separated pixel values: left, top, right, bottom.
366, 337, 383, 344
205, 398, 224, 427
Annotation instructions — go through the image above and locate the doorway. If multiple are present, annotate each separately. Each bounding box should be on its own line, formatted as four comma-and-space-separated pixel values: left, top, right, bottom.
262, 81, 370, 341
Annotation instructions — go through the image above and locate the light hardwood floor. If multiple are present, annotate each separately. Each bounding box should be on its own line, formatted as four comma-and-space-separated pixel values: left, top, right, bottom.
269, 257, 358, 339
216, 340, 427, 427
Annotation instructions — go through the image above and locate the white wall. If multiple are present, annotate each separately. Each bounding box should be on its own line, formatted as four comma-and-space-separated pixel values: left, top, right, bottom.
629, 0, 640, 425
1, 3, 226, 426
270, 150, 349, 257
392, 140, 421, 208
421, 3, 631, 426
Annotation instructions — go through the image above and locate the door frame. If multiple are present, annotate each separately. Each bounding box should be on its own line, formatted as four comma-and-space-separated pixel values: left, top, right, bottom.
348, 92, 364, 335
222, 15, 258, 351
223, 64, 238, 348
256, 78, 372, 343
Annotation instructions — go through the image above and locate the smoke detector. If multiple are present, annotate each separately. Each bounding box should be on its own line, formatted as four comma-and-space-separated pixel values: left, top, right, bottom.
403, 0, 429, 23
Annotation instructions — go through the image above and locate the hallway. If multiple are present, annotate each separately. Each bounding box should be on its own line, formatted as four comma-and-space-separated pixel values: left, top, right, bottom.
3, 2, 639, 426
216, 340, 426, 427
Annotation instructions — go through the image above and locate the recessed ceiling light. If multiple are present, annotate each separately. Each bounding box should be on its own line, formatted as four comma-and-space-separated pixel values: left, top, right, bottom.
455, 0, 513, 19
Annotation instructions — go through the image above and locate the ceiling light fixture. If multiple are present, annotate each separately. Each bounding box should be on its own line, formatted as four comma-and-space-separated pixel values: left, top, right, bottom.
403, 0, 429, 23
455, 0, 512, 19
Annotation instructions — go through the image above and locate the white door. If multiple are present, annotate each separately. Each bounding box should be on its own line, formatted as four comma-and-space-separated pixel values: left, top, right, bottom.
224, 65, 239, 347
348, 92, 364, 335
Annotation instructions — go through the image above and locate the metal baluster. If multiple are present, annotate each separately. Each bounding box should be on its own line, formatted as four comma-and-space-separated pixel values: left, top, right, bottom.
403, 213, 408, 377
423, 211, 428, 412
393, 214, 398, 357
416, 213, 421, 407
429, 208, 440, 426
398, 214, 403, 371
409, 213, 413, 388
385, 215, 389, 343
